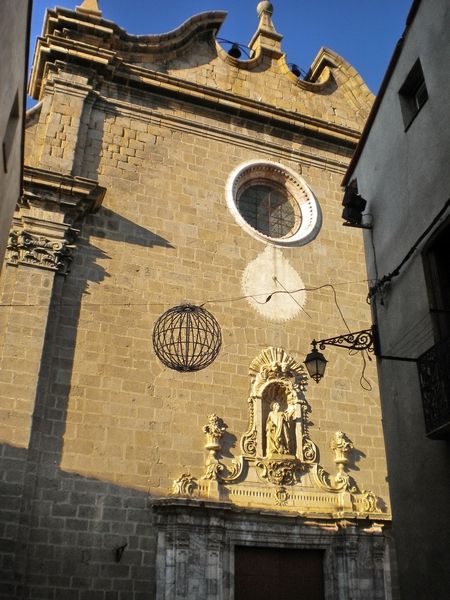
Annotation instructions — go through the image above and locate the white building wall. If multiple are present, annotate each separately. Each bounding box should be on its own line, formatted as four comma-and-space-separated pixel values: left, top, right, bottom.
0, 0, 31, 270
349, 0, 450, 598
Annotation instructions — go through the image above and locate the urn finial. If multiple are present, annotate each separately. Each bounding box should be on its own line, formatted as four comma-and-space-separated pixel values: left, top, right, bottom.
257, 1, 274, 17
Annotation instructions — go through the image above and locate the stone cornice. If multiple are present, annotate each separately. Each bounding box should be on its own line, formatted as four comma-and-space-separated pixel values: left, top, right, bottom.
22, 166, 105, 219
95, 95, 352, 174
32, 37, 361, 149
153, 497, 391, 524
29, 8, 226, 97
119, 63, 361, 147
5, 167, 105, 275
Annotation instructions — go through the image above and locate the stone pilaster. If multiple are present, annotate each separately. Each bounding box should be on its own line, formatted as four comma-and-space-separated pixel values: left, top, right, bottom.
0, 166, 104, 595
1, 164, 104, 442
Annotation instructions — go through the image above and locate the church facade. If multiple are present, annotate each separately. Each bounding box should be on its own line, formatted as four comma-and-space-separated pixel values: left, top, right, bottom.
0, 1, 394, 598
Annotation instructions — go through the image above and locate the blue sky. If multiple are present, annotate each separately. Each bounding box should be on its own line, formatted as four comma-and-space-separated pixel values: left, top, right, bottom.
30, 0, 413, 96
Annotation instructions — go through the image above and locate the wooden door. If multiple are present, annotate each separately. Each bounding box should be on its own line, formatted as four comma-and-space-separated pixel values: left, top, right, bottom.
234, 545, 325, 600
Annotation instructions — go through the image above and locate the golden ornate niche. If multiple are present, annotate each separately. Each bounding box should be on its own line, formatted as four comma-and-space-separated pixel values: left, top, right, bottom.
173, 347, 384, 519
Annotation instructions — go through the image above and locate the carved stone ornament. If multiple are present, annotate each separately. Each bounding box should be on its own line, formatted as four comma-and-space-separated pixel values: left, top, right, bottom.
172, 474, 197, 497
172, 347, 387, 521
6, 224, 77, 275
5, 166, 105, 275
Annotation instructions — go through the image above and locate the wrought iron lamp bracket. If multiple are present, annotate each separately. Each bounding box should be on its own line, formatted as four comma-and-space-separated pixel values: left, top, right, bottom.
314, 328, 375, 353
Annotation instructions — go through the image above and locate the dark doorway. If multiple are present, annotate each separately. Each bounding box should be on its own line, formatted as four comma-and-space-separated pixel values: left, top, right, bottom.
234, 545, 325, 600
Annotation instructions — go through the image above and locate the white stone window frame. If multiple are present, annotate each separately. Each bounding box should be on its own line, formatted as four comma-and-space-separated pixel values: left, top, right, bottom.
226, 159, 322, 247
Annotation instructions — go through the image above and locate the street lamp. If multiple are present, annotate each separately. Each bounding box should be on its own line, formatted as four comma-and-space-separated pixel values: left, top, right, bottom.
304, 341, 327, 383
304, 328, 375, 383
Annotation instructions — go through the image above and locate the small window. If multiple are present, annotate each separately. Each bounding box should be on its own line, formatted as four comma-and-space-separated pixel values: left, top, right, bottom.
399, 59, 428, 129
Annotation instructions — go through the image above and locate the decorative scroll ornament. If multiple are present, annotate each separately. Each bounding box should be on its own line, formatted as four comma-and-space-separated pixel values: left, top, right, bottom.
172, 474, 197, 497
256, 459, 303, 486
359, 490, 379, 514
302, 435, 317, 462
241, 397, 258, 457
317, 329, 375, 354
6, 229, 76, 275
173, 347, 386, 520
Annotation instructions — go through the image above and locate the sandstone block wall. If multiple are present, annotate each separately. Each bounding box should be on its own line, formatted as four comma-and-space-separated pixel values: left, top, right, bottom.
0, 5, 392, 598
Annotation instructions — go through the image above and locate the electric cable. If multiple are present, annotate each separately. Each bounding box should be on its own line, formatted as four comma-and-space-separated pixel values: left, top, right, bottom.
368, 197, 450, 301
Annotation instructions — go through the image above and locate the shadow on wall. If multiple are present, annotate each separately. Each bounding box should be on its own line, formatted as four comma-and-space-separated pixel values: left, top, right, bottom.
71, 98, 107, 181
85, 207, 175, 249
348, 446, 365, 472
0, 441, 157, 600
0, 211, 174, 598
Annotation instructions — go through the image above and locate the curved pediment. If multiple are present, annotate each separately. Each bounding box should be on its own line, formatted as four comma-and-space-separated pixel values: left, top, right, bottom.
305, 46, 374, 115
29, 7, 227, 98
29, 5, 372, 150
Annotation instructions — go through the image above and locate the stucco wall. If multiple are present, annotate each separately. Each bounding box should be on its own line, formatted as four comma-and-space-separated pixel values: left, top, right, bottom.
0, 0, 30, 270
350, 0, 450, 598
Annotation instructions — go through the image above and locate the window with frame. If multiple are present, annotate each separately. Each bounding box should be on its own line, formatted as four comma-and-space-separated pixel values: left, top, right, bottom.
226, 160, 322, 248
399, 59, 428, 129
237, 181, 300, 239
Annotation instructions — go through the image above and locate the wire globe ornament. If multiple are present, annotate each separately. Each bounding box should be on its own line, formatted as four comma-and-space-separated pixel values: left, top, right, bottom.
152, 304, 222, 372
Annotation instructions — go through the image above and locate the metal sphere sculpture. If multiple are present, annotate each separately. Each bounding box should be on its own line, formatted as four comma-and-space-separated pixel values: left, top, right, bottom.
152, 304, 222, 372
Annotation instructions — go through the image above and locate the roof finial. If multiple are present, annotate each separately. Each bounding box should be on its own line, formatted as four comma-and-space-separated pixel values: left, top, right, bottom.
257, 1, 274, 17
76, 0, 102, 16
250, 1, 282, 58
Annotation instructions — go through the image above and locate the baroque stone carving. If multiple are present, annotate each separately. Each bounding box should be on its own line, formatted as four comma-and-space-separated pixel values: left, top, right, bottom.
274, 487, 289, 506
5, 166, 105, 274
256, 459, 302, 486
7, 228, 76, 275
265, 401, 295, 456
331, 430, 353, 461
172, 473, 197, 497
201, 414, 243, 483
173, 347, 386, 520
243, 346, 316, 464
241, 397, 257, 457
202, 414, 225, 480
330, 431, 356, 492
